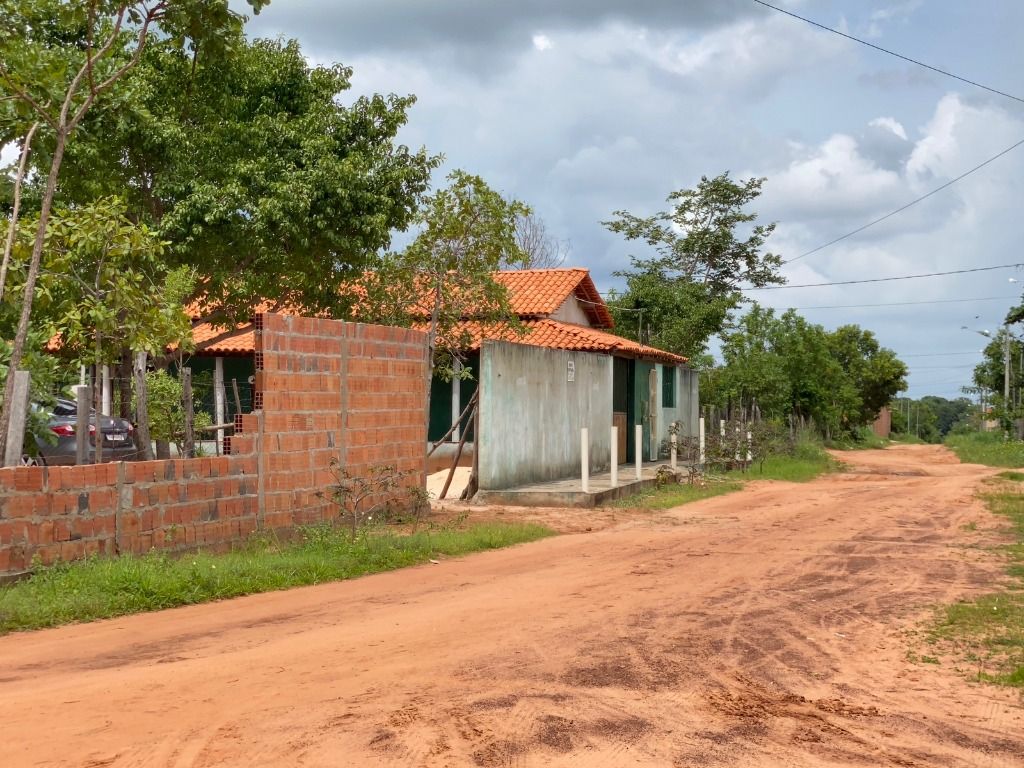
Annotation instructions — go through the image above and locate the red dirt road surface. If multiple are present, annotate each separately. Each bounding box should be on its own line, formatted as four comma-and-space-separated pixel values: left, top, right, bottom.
1, 444, 1023, 767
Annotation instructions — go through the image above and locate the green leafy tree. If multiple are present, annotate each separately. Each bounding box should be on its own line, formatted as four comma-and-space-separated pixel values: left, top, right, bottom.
135, 369, 210, 456
972, 330, 1023, 425
709, 305, 906, 439
604, 173, 784, 359
0, 0, 267, 462
359, 170, 529, 386
47, 36, 438, 330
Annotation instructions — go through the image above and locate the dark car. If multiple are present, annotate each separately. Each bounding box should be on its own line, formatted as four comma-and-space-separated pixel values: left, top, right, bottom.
34, 398, 140, 465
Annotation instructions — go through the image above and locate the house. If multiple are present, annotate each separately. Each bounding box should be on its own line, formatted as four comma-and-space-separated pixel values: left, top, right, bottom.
184, 268, 699, 489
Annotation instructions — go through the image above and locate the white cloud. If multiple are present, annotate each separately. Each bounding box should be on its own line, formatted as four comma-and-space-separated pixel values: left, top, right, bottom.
532, 33, 553, 52
869, 116, 908, 141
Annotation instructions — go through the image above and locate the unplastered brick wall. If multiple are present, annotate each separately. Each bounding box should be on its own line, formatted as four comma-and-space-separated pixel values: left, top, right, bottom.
0, 313, 428, 576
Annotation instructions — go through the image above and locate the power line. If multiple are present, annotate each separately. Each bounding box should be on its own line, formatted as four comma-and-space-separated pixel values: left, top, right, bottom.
750, 0, 1024, 105
782, 138, 1024, 264
777, 295, 1019, 310
744, 262, 1023, 291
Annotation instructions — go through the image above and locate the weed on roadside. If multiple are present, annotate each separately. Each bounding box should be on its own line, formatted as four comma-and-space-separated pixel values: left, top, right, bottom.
926, 478, 1024, 688
0, 522, 554, 635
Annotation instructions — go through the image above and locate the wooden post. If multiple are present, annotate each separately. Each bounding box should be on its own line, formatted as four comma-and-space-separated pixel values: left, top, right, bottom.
182, 367, 194, 459
214, 357, 226, 455
231, 378, 243, 416
76, 385, 90, 465
2, 370, 30, 467
133, 351, 153, 461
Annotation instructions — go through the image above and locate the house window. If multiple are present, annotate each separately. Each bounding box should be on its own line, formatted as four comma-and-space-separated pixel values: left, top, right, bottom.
662, 366, 676, 408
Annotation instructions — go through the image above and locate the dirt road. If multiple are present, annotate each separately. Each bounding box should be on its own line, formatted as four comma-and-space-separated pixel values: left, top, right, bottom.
1, 445, 1022, 767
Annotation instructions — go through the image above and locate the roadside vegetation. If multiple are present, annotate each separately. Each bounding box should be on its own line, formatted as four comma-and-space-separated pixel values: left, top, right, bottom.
926, 470, 1024, 687
0, 521, 553, 634
945, 431, 1024, 468
614, 436, 836, 511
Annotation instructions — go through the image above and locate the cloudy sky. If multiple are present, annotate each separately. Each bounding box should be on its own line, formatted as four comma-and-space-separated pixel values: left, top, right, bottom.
248, 1, 1022, 397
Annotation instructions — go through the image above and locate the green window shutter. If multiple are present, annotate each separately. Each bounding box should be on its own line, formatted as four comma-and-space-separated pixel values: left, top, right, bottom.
662, 366, 676, 408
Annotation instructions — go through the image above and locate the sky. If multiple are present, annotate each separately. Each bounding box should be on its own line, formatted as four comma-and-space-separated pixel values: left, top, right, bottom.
12, 0, 1019, 399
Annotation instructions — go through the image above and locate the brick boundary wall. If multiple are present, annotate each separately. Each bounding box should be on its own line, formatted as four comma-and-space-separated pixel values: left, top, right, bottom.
0, 314, 428, 576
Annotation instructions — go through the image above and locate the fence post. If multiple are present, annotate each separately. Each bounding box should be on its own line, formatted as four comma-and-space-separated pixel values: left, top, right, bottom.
581, 427, 589, 493
699, 416, 706, 466
746, 429, 753, 464
2, 370, 30, 466
76, 385, 91, 465
610, 426, 618, 488
635, 424, 643, 481
670, 422, 677, 471
133, 351, 153, 461
182, 367, 194, 459
214, 357, 226, 455
101, 365, 112, 416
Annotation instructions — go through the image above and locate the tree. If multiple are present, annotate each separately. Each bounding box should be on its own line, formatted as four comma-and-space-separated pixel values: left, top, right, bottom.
509, 211, 568, 269
707, 305, 906, 439
357, 171, 528, 418
0, 0, 267, 462
45, 35, 438, 330
604, 173, 783, 359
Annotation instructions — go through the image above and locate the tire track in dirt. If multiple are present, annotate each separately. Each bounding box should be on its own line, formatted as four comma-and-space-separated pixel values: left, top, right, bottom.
0, 445, 1022, 767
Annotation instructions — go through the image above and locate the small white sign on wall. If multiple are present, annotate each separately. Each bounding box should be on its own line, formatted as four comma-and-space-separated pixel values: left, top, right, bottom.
567, 360, 575, 382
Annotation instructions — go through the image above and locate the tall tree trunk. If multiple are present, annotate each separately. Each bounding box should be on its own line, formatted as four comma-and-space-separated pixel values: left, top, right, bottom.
118, 349, 132, 419
0, 122, 39, 302
0, 132, 67, 464
422, 282, 442, 438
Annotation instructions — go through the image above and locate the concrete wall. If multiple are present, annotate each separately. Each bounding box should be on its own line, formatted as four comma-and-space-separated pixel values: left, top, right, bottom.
648, 363, 700, 459
550, 295, 591, 326
872, 407, 892, 438
0, 314, 428, 576
478, 341, 613, 490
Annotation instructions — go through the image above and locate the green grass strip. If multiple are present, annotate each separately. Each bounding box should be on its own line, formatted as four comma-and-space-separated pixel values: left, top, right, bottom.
0, 522, 554, 635
927, 475, 1024, 688
613, 442, 838, 511
945, 432, 1024, 468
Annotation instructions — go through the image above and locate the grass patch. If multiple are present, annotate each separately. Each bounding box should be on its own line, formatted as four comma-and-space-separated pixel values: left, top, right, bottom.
945, 431, 1024, 468
611, 478, 744, 510
613, 441, 836, 511
0, 521, 554, 635
927, 479, 1024, 688
827, 426, 889, 451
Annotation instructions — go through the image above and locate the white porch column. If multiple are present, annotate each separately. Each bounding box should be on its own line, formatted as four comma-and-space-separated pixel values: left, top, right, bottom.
610, 426, 618, 488
214, 357, 226, 454
581, 428, 589, 493
699, 417, 706, 465
635, 424, 643, 481
451, 359, 462, 441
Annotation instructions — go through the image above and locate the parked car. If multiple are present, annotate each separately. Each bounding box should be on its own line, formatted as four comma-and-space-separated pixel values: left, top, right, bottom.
33, 398, 139, 465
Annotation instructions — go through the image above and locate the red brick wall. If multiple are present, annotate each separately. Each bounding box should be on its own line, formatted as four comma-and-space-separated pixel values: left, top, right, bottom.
872, 407, 892, 439
0, 314, 428, 575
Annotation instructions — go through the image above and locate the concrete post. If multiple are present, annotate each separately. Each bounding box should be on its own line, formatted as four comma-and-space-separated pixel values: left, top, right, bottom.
581, 427, 589, 493
451, 359, 462, 442
75, 385, 90, 465
720, 419, 725, 438
101, 365, 112, 416
635, 424, 643, 481
610, 426, 618, 488
214, 356, 226, 455
699, 417, 706, 466
2, 370, 30, 466
670, 422, 677, 471
746, 429, 753, 463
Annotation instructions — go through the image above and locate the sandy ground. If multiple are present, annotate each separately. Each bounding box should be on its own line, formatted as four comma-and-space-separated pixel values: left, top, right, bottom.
1, 444, 1023, 767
